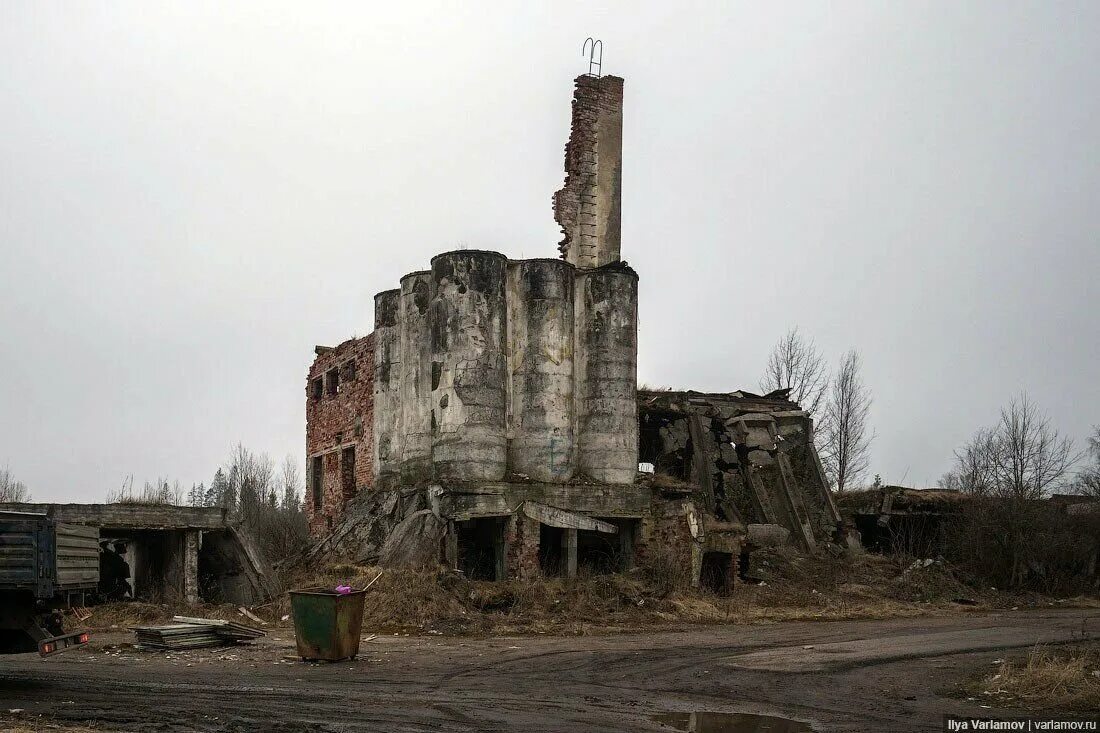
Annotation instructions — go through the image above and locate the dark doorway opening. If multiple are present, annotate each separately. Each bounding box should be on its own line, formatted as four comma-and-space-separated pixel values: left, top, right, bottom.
341, 447, 356, 500
577, 529, 619, 575
700, 551, 734, 595
539, 524, 564, 576
456, 517, 505, 581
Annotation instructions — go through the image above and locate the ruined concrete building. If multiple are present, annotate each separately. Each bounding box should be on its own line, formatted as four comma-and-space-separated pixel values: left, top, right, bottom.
304, 73, 844, 588
0, 502, 274, 604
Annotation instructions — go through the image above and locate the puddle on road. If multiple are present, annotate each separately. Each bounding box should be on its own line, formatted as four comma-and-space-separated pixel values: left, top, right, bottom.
653, 711, 812, 733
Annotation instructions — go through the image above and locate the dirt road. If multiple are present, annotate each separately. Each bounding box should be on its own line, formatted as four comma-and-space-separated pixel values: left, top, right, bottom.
1, 609, 1096, 732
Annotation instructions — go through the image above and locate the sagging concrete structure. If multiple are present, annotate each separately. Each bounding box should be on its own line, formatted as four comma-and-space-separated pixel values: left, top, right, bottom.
0, 503, 274, 605
304, 72, 846, 588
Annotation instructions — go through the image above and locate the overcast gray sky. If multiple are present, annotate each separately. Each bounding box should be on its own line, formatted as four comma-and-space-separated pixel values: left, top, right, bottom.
2, 2, 1097, 502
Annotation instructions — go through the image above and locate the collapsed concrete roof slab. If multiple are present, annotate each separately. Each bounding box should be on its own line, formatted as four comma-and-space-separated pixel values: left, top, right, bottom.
0, 503, 229, 531
522, 502, 618, 534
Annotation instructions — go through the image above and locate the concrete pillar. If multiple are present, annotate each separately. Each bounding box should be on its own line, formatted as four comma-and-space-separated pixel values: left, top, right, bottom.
444, 522, 459, 570
574, 266, 638, 483
563, 528, 578, 579
430, 250, 508, 482
183, 530, 200, 605
493, 520, 506, 582
399, 271, 433, 483
373, 289, 403, 489
507, 258, 576, 481
619, 521, 634, 571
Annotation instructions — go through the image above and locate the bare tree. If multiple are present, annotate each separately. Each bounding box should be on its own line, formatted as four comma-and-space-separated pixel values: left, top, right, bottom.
281, 456, 302, 512
220, 444, 307, 563
820, 350, 873, 491
106, 476, 184, 505
939, 427, 998, 495
1075, 425, 1100, 500
759, 327, 829, 417
0, 467, 31, 502
945, 394, 1079, 588
225, 443, 276, 523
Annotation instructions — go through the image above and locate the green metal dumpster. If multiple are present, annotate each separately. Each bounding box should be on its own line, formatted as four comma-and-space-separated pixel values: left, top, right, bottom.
289, 587, 368, 661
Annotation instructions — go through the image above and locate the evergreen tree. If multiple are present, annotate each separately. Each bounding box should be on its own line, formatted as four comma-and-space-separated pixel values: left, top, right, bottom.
208, 468, 230, 509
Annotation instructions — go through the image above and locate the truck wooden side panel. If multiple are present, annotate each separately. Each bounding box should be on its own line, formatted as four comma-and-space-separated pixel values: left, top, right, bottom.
55, 523, 99, 590
0, 511, 99, 597
0, 516, 43, 592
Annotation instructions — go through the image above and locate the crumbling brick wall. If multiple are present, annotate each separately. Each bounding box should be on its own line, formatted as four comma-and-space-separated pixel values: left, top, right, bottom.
553, 74, 624, 269
306, 335, 375, 536
505, 513, 542, 581
636, 500, 696, 585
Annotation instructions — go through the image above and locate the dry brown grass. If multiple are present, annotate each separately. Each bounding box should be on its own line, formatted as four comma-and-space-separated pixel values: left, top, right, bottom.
967, 643, 1100, 711
70, 550, 1094, 638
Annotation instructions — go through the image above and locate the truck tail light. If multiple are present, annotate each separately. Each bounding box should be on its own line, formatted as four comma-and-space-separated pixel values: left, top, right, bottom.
42, 642, 56, 654
78, 633, 89, 644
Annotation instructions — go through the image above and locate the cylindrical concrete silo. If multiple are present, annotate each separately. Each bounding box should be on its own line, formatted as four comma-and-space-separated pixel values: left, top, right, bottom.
575, 265, 638, 484
507, 259, 576, 481
398, 271, 433, 484
372, 288, 402, 490
429, 250, 508, 482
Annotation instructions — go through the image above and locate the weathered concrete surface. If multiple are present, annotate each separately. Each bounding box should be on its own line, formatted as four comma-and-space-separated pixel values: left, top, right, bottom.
436, 481, 653, 521
303, 488, 428, 566
399, 271, 434, 484
430, 250, 510, 483
575, 266, 638, 484
507, 258, 575, 481
373, 289, 404, 490
0, 503, 227, 530
379, 509, 445, 569
637, 390, 843, 552
4, 610, 1094, 732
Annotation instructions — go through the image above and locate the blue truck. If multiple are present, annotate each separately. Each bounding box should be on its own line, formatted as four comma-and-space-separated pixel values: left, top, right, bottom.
0, 510, 98, 655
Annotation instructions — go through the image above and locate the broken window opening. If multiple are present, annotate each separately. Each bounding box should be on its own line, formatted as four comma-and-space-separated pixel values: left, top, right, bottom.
311, 456, 323, 510
354, 415, 364, 438
700, 551, 734, 595
456, 517, 505, 581
326, 368, 340, 396
311, 377, 323, 401
342, 359, 357, 382
638, 412, 690, 480
341, 447, 356, 500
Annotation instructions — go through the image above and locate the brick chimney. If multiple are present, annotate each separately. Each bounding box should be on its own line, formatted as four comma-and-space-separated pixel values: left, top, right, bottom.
553, 74, 624, 269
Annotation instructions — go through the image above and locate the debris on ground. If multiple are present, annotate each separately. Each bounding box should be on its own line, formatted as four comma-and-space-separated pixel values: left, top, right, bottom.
131, 617, 265, 650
